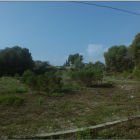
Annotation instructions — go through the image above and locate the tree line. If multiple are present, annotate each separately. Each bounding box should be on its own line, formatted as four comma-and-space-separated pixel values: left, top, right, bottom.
104, 32, 140, 73
0, 32, 140, 77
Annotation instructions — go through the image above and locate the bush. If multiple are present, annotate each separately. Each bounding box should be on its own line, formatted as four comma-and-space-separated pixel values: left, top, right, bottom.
112, 72, 117, 78
6, 87, 28, 93
70, 69, 103, 87
25, 71, 64, 94
55, 70, 62, 76
0, 94, 24, 106
38, 97, 43, 104
62, 83, 82, 92
67, 69, 73, 77
14, 73, 19, 78
21, 69, 36, 83
132, 65, 140, 80
102, 71, 106, 77
25, 75, 40, 91
43, 71, 63, 93
122, 70, 130, 78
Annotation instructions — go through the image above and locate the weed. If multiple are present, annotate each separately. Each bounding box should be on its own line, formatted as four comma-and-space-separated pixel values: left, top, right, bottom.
14, 73, 19, 78
38, 97, 43, 105
75, 127, 92, 139
122, 70, 130, 78
33, 91, 38, 94
55, 70, 62, 77
21, 69, 36, 83
6, 86, 28, 93
0, 94, 24, 106
132, 65, 140, 80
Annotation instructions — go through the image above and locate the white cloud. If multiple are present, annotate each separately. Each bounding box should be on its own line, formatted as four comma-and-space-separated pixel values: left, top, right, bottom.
86, 44, 103, 56
84, 44, 108, 64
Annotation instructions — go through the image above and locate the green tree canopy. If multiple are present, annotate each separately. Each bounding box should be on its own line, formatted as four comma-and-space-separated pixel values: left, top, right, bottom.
93, 61, 105, 71
103, 45, 134, 73
74, 58, 84, 71
34, 60, 50, 69
128, 32, 140, 65
68, 53, 83, 66
0, 46, 35, 76
82, 62, 94, 71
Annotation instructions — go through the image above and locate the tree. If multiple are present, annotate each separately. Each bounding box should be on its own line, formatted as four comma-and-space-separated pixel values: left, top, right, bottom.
128, 32, 140, 66
63, 62, 66, 66
65, 59, 70, 67
124, 46, 135, 72
103, 46, 118, 72
0, 46, 35, 77
68, 53, 83, 66
103, 45, 134, 73
82, 62, 94, 71
93, 61, 105, 71
33, 60, 56, 75
74, 58, 84, 71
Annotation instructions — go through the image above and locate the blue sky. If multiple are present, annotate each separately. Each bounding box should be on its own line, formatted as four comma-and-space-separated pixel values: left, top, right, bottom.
0, 1, 140, 66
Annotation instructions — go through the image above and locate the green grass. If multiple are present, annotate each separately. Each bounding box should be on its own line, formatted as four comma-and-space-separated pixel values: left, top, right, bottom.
0, 94, 24, 106
6, 87, 28, 93
61, 83, 82, 92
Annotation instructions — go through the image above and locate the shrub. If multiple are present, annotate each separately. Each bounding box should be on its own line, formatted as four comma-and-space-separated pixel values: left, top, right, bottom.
0, 94, 24, 106
21, 69, 36, 83
70, 85, 82, 90
70, 69, 103, 87
67, 69, 73, 77
132, 65, 140, 80
55, 70, 62, 76
33, 91, 38, 94
38, 97, 43, 105
6, 87, 28, 93
25, 71, 64, 94
25, 75, 40, 91
122, 70, 130, 78
14, 73, 19, 78
43, 71, 63, 93
112, 72, 117, 78
62, 83, 81, 92
102, 71, 106, 77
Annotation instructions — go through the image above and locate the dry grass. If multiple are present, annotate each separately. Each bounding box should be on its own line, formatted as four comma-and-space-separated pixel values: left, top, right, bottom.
0, 73, 140, 139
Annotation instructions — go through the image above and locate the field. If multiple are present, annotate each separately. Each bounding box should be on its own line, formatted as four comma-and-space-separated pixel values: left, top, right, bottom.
1, 72, 140, 139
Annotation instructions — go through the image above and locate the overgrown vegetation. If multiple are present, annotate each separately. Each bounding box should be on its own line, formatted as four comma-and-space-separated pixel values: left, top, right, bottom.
0, 32, 140, 139
70, 69, 103, 87
0, 94, 24, 106
122, 70, 130, 78
132, 65, 140, 80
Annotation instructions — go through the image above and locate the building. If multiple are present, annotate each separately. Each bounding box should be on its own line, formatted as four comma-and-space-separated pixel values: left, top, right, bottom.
84, 63, 88, 66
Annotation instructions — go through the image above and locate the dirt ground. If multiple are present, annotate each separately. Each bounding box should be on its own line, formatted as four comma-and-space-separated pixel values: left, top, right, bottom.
0, 75, 140, 139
